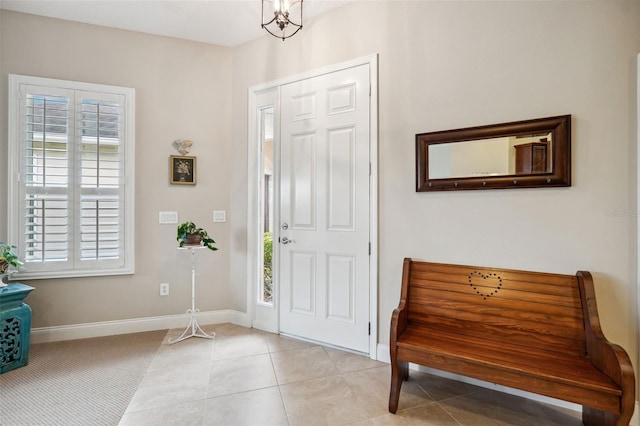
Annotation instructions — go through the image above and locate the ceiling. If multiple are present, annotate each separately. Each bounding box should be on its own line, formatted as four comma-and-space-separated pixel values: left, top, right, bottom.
0, 0, 350, 47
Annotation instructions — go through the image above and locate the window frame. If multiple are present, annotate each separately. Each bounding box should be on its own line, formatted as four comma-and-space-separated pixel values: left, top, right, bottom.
7, 74, 135, 280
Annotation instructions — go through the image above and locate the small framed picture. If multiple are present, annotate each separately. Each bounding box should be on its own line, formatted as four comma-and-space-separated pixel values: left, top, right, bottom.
170, 155, 196, 185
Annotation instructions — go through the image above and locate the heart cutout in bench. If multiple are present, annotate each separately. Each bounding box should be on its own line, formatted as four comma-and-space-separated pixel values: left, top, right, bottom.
468, 271, 503, 300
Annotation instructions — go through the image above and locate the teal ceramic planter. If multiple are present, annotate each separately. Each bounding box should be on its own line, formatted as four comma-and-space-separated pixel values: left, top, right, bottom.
1, 283, 35, 374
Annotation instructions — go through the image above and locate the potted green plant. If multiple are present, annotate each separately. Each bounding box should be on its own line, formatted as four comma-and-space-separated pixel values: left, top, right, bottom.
176, 221, 218, 251
0, 242, 24, 274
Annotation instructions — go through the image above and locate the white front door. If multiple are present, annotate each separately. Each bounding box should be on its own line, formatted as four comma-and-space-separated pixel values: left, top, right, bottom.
278, 64, 371, 353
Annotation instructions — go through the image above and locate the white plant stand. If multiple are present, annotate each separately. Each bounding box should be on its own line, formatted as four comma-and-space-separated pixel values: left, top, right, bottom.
169, 246, 215, 344
0, 270, 18, 288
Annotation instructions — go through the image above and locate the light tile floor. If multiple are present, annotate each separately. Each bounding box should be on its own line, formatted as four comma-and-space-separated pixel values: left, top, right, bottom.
119, 324, 583, 426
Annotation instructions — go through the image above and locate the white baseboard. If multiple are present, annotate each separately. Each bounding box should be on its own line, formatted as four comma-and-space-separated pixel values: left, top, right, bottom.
30, 309, 251, 344
376, 342, 391, 363
377, 344, 639, 425
251, 319, 278, 334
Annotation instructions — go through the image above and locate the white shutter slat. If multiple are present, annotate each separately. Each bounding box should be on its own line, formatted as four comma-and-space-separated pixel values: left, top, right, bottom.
77, 94, 125, 263
23, 194, 70, 263
79, 192, 120, 261
22, 91, 71, 267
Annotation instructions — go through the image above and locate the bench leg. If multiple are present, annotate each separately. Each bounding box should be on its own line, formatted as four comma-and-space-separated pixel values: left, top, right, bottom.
583, 406, 633, 426
389, 359, 408, 413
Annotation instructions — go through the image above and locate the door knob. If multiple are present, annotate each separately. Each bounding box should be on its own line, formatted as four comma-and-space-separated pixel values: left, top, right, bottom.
281, 237, 293, 245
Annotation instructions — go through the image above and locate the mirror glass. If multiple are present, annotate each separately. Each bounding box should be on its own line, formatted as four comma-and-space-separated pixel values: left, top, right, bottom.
428, 132, 552, 179
416, 115, 571, 191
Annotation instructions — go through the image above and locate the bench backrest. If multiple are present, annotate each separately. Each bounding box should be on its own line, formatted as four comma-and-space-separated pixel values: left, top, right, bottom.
405, 260, 586, 357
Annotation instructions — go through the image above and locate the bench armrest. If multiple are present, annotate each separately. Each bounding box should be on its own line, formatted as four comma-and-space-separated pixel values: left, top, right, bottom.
577, 271, 635, 409
390, 258, 412, 348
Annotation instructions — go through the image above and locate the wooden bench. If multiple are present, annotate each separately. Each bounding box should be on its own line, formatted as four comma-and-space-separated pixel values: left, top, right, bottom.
389, 258, 635, 425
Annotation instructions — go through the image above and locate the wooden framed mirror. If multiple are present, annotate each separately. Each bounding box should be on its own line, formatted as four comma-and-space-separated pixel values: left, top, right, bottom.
416, 115, 571, 191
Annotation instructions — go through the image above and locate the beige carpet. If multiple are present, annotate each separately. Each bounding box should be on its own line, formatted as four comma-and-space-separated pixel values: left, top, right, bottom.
0, 330, 167, 426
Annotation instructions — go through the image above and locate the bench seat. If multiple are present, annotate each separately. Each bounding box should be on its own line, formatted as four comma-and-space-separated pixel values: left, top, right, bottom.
398, 327, 621, 412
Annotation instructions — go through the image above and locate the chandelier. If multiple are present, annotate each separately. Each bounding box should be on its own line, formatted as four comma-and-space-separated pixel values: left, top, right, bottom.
261, 0, 303, 41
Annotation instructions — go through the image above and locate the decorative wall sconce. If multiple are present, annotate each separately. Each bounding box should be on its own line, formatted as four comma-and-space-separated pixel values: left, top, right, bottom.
262, 0, 303, 41
173, 139, 192, 155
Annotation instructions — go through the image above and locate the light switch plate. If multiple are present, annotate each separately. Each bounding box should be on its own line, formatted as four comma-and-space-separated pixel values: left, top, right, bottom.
159, 211, 178, 224
213, 210, 226, 223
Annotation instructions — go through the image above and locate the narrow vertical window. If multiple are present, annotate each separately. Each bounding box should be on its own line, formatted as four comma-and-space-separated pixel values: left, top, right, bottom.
260, 107, 275, 304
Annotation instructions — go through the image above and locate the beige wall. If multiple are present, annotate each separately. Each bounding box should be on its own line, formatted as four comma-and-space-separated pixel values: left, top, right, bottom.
1, 1, 640, 377
230, 0, 640, 368
0, 11, 233, 326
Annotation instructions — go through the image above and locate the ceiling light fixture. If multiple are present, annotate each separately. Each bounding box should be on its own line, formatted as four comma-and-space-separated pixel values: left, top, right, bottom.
261, 0, 303, 41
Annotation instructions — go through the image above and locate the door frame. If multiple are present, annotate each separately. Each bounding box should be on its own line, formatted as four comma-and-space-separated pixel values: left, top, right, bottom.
636, 52, 640, 402
246, 54, 379, 358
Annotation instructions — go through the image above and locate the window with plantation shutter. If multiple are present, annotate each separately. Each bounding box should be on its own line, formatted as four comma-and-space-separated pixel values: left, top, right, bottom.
8, 75, 135, 279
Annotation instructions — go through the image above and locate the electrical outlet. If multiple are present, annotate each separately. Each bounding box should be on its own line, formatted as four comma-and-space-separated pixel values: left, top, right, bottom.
160, 283, 170, 296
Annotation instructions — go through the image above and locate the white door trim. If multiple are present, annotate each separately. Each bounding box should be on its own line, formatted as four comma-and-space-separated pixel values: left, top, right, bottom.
247, 54, 379, 358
